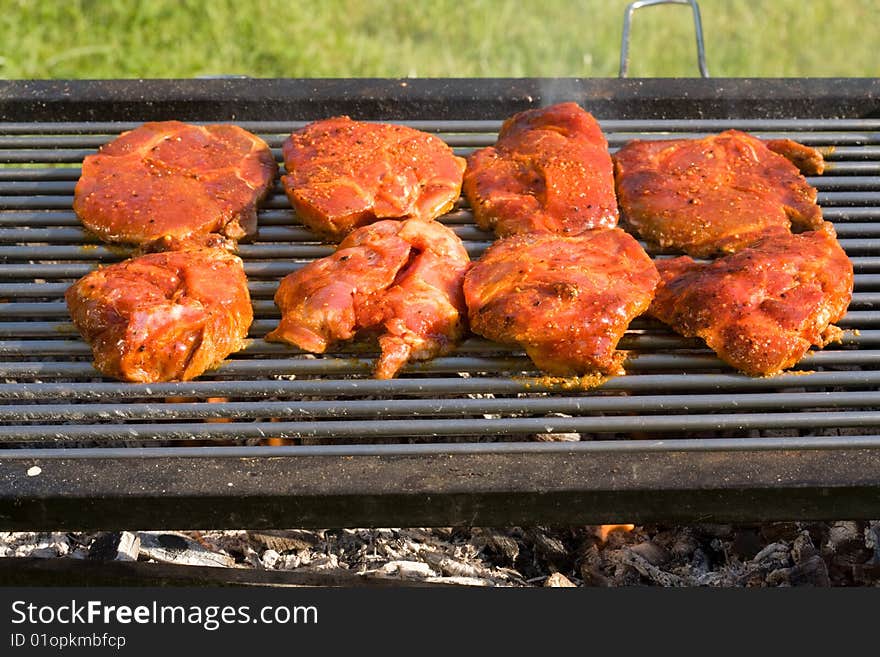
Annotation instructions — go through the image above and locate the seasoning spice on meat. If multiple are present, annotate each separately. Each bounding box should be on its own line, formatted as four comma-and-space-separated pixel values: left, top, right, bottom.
614, 129, 824, 257
74, 121, 277, 245
648, 223, 853, 376
464, 229, 659, 376
463, 102, 619, 237
281, 117, 465, 241
266, 219, 470, 379
66, 245, 253, 383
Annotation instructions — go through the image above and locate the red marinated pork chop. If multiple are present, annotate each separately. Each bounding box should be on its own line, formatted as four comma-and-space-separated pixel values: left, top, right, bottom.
66, 245, 253, 382
463, 102, 619, 237
614, 130, 825, 257
281, 117, 466, 241
649, 223, 853, 376
74, 121, 277, 245
463, 229, 659, 376
266, 219, 470, 379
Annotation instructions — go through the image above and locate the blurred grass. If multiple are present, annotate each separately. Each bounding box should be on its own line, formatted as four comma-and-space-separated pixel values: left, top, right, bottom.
0, 0, 877, 79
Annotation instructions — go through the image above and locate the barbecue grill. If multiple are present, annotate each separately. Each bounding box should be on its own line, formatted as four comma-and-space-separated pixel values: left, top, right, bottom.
1, 78, 880, 531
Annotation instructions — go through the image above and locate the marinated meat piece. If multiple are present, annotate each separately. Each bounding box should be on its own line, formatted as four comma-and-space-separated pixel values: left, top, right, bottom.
281, 117, 466, 241
463, 102, 618, 237
463, 229, 659, 376
614, 130, 825, 257
765, 138, 826, 175
74, 121, 277, 245
66, 246, 253, 382
266, 219, 470, 379
648, 223, 853, 376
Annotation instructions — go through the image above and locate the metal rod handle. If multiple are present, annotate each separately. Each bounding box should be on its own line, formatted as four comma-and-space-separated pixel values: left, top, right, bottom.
619, 0, 709, 78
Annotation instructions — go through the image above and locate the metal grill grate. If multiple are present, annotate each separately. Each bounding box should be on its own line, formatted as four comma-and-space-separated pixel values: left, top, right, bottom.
2, 119, 879, 441
2, 79, 880, 530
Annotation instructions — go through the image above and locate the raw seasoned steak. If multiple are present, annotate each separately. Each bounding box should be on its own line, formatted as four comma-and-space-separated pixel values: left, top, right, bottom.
266, 219, 470, 379
74, 121, 277, 245
66, 245, 253, 382
649, 223, 853, 376
281, 117, 466, 241
613, 129, 824, 257
463, 229, 659, 376
463, 102, 619, 237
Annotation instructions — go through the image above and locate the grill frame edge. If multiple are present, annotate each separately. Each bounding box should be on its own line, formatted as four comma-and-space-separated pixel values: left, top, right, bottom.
3, 442, 880, 529
2, 78, 880, 122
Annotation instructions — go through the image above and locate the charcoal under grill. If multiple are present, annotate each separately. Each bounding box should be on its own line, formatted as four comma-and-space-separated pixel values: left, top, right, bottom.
1, 78, 880, 531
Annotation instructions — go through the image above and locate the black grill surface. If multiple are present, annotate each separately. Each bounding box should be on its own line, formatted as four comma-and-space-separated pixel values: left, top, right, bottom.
2, 79, 880, 530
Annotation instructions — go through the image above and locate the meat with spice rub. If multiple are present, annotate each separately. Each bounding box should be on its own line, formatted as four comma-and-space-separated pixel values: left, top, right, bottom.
281, 117, 465, 241
613, 129, 825, 258
66, 244, 253, 382
649, 223, 853, 376
463, 102, 619, 237
266, 218, 470, 379
74, 120, 277, 246
464, 229, 659, 376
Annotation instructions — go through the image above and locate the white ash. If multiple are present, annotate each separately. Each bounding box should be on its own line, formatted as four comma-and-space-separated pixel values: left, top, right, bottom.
0, 532, 73, 559
2, 522, 880, 587
531, 412, 583, 441
544, 572, 576, 587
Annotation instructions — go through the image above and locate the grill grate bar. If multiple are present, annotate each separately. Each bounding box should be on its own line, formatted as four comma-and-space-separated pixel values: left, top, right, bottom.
0, 262, 309, 278
0, 315, 874, 338
2, 278, 878, 300
0, 209, 303, 226
4, 297, 880, 317
0, 350, 874, 380
4, 131, 880, 151
0, 137, 879, 163
4, 238, 877, 261
18, 256, 880, 282
4, 191, 880, 210
5, 389, 880, 422
1, 252, 879, 277
5, 175, 878, 195
0, 223, 488, 242
7, 436, 880, 459
6, 206, 880, 229
0, 335, 683, 356
0, 244, 336, 262
0, 168, 81, 181
0, 329, 873, 357
5, 410, 880, 443
3, 369, 880, 402
0, 281, 280, 298
4, 298, 880, 318
0, 223, 876, 247
1, 162, 877, 184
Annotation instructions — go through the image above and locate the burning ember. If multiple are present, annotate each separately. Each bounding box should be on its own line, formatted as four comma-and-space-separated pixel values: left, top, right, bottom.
597, 524, 636, 542
3, 521, 879, 586
206, 397, 231, 423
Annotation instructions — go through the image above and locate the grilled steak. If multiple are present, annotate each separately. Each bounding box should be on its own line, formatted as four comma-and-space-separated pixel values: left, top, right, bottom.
66, 245, 253, 382
614, 130, 825, 257
463, 102, 619, 237
281, 117, 466, 241
648, 223, 853, 376
74, 121, 277, 245
266, 219, 470, 379
463, 229, 659, 376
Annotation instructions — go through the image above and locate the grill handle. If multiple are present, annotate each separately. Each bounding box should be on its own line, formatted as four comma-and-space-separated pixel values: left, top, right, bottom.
619, 0, 709, 78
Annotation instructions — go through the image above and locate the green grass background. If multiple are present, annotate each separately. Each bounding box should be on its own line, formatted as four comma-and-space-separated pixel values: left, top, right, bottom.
0, 0, 877, 79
